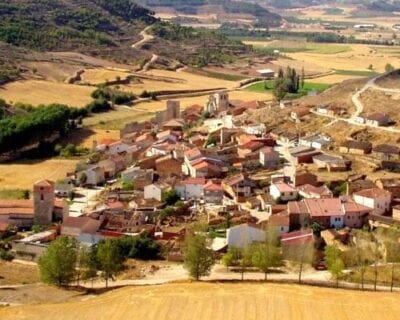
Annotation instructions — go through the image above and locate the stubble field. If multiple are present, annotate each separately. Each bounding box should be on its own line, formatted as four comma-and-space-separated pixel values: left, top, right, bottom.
0, 80, 94, 107
1, 282, 400, 320
0, 159, 78, 189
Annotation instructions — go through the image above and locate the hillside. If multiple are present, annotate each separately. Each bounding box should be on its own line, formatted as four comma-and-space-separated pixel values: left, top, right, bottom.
0, 1, 155, 51
139, 0, 283, 27
1, 282, 400, 319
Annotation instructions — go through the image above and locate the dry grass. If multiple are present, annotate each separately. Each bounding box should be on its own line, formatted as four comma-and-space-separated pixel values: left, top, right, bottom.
0, 159, 78, 189
0, 80, 93, 107
311, 74, 364, 84
2, 282, 400, 320
375, 72, 400, 89
81, 68, 133, 85
298, 78, 367, 115
248, 39, 400, 74
144, 69, 240, 89
360, 88, 400, 127
0, 261, 39, 286
288, 44, 400, 73
64, 128, 120, 148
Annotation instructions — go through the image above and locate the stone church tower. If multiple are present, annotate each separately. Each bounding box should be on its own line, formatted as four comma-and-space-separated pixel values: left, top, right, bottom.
33, 180, 55, 225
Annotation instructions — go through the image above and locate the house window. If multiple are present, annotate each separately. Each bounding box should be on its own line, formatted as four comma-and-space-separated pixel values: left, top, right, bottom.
40, 194, 44, 201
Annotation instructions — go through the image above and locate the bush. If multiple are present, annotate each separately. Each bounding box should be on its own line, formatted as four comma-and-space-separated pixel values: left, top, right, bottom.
122, 181, 134, 191
86, 99, 111, 113
116, 234, 160, 260
0, 249, 14, 261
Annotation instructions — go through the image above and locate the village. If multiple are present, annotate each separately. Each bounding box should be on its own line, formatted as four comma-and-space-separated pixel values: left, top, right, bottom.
2, 82, 400, 291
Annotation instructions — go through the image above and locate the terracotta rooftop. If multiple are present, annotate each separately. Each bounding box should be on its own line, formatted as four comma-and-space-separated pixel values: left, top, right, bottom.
353, 188, 392, 199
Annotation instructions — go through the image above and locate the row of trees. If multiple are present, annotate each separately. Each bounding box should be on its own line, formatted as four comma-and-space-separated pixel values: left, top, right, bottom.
91, 87, 135, 106
0, 104, 71, 152
273, 66, 305, 101
184, 226, 400, 291
39, 234, 160, 288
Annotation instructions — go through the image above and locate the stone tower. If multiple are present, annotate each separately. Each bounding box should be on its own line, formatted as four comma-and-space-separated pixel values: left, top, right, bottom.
33, 180, 55, 225
166, 100, 181, 120
215, 91, 229, 111
204, 91, 229, 114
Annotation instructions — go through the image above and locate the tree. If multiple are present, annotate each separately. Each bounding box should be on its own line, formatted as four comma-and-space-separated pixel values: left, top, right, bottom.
79, 172, 87, 186
239, 246, 253, 281
272, 66, 300, 101
222, 247, 240, 270
385, 63, 395, 72
376, 227, 400, 291
350, 229, 373, 290
81, 245, 99, 288
325, 244, 345, 288
272, 78, 287, 102
184, 234, 214, 280
286, 236, 314, 284
251, 228, 283, 280
38, 236, 78, 287
301, 67, 305, 89
116, 234, 160, 260
162, 189, 180, 206
96, 239, 124, 288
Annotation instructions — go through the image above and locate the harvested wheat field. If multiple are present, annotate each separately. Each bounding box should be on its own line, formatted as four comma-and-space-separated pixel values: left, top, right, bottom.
81, 68, 133, 85
0, 80, 93, 107
144, 69, 240, 90
2, 282, 400, 320
0, 159, 77, 189
311, 74, 364, 84
288, 45, 400, 73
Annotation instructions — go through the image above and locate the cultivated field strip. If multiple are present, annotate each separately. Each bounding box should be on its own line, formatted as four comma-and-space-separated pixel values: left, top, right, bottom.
1, 282, 400, 320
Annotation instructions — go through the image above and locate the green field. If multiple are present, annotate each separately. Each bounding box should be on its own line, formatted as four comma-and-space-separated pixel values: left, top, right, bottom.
335, 69, 379, 77
246, 81, 330, 97
251, 41, 352, 55
198, 69, 247, 81
0, 189, 30, 200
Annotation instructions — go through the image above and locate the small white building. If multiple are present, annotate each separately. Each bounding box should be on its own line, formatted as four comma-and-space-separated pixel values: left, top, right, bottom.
121, 167, 154, 183
256, 69, 275, 78
78, 166, 105, 186
175, 178, 206, 200
270, 182, 298, 202
259, 147, 280, 169
144, 182, 171, 202
226, 224, 266, 248
353, 188, 391, 215
242, 123, 266, 136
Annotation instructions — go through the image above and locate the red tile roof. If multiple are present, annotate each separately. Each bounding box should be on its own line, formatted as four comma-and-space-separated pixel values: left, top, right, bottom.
180, 177, 207, 186
204, 180, 223, 191
281, 230, 313, 245
353, 188, 392, 199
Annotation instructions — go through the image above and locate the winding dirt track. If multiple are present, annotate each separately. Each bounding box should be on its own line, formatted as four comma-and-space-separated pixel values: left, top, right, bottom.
2, 282, 400, 320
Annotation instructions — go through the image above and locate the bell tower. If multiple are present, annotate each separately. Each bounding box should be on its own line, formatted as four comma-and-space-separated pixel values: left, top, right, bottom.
33, 180, 55, 225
